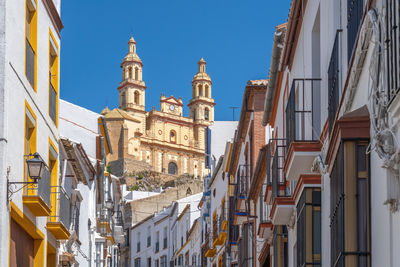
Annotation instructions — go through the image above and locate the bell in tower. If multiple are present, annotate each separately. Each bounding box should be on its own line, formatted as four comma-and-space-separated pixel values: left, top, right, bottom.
188, 57, 215, 124
118, 36, 146, 112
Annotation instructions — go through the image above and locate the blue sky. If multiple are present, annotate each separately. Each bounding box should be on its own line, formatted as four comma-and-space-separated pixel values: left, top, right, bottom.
60, 0, 291, 121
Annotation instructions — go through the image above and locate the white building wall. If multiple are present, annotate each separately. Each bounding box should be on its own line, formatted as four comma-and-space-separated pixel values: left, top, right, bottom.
60, 100, 102, 267
0, 0, 62, 264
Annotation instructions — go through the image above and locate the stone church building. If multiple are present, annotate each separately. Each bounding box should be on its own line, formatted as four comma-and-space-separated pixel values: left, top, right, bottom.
101, 36, 215, 178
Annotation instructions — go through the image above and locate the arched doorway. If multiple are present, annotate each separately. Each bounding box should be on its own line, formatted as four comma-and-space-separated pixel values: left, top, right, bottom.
168, 162, 178, 175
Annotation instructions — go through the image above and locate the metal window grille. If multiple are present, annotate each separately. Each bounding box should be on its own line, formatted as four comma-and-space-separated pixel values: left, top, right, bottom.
286, 79, 322, 150
330, 141, 371, 266
115, 210, 123, 226
386, 0, 400, 103
347, 0, 364, 62
228, 196, 239, 248
70, 204, 80, 237
328, 32, 341, 133
330, 144, 345, 267
296, 189, 321, 267
25, 39, 35, 88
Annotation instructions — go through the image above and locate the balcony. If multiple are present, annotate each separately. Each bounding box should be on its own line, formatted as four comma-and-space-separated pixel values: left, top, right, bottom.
23, 163, 51, 216
204, 235, 216, 258
269, 140, 295, 225
114, 210, 124, 243
270, 139, 289, 202
264, 145, 273, 204
47, 186, 71, 239
107, 224, 115, 245
258, 184, 273, 240
233, 165, 249, 225
285, 79, 322, 181
98, 209, 111, 237
270, 197, 295, 226
218, 215, 227, 244
258, 221, 273, 239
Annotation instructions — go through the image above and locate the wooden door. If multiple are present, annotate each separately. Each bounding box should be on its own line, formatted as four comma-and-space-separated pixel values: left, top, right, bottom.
10, 219, 34, 267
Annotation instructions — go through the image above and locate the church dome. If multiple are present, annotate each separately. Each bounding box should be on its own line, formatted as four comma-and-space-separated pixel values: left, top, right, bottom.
122, 36, 142, 65
192, 57, 211, 82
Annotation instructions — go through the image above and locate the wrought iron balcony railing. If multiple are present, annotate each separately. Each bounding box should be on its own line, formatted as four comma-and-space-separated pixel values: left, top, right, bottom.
98, 209, 111, 236
286, 79, 322, 150
234, 164, 250, 204
259, 183, 270, 223
48, 186, 71, 229
23, 163, 51, 209
270, 139, 289, 202
115, 210, 123, 226
212, 218, 218, 242
266, 145, 272, 186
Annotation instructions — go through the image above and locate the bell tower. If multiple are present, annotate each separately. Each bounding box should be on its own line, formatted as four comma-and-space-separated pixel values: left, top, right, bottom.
189, 57, 215, 125
118, 36, 146, 112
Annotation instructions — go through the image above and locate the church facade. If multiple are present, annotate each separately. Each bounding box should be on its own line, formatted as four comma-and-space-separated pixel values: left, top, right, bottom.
101, 36, 215, 178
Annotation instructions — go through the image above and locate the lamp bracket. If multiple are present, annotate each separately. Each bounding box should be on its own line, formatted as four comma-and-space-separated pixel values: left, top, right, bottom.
7, 175, 38, 201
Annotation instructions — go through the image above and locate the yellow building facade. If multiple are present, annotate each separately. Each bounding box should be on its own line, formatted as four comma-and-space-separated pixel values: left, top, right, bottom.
102, 37, 215, 178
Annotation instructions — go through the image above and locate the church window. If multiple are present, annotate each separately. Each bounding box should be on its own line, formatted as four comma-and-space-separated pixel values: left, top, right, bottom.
135, 67, 139, 80
205, 108, 210, 121
121, 92, 126, 108
128, 67, 133, 79
198, 84, 203, 97
168, 162, 178, 175
134, 91, 140, 105
170, 130, 177, 143
205, 85, 210, 98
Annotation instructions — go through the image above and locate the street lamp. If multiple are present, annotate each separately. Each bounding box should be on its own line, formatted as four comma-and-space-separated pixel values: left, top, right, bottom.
26, 152, 45, 182
7, 152, 46, 200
